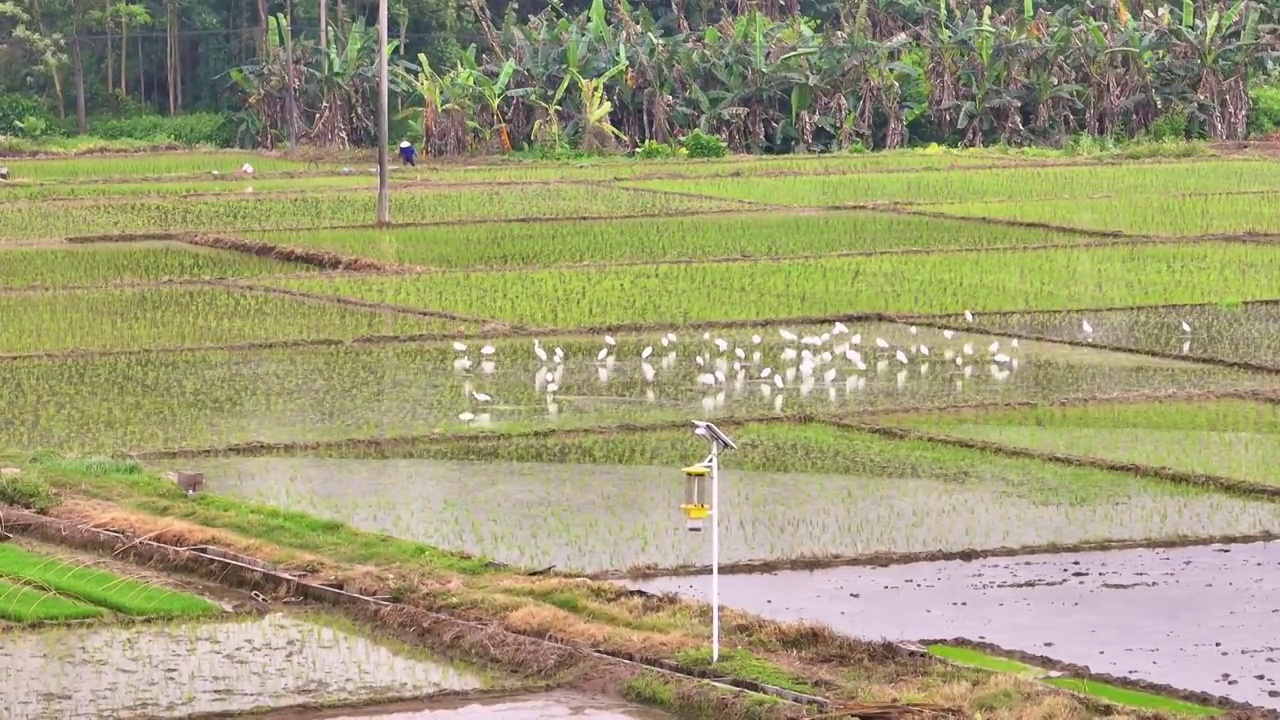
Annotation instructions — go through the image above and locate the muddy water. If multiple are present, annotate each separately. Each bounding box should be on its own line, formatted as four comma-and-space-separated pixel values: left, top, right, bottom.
630, 541, 1280, 708
198, 457, 1280, 573
0, 613, 485, 719
299, 692, 672, 719
3, 321, 1267, 454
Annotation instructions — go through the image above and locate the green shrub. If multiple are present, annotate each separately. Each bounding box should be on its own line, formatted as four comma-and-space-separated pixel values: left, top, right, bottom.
636, 140, 677, 160
0, 95, 60, 138
680, 129, 728, 159
1147, 108, 1189, 141
90, 112, 234, 147
1249, 83, 1280, 138
0, 474, 59, 514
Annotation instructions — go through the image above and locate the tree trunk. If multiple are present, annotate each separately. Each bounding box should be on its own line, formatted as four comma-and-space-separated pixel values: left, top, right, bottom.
105, 0, 113, 95
120, 17, 128, 96
335, 0, 344, 38
319, 0, 327, 58
283, 0, 299, 150
137, 30, 144, 103
73, 33, 88, 132
166, 0, 176, 114
256, 0, 269, 57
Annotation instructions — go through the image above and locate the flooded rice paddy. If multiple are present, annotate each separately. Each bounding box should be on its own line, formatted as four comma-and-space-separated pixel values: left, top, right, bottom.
0, 613, 486, 719
630, 542, 1280, 708
196, 458, 1280, 573
3, 322, 1268, 453
290, 692, 672, 719
959, 302, 1280, 369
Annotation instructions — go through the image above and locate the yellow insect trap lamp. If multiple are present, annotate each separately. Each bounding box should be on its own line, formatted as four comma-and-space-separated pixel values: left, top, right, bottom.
681, 463, 712, 532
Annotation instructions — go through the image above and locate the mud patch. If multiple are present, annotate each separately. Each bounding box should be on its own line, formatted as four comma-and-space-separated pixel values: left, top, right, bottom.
256, 692, 674, 719
628, 541, 1280, 709
0, 612, 487, 719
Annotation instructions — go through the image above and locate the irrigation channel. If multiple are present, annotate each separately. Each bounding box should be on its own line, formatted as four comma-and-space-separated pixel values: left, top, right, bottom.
627, 541, 1280, 709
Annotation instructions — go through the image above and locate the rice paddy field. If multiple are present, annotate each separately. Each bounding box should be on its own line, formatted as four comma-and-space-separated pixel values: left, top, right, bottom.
7, 147, 1280, 717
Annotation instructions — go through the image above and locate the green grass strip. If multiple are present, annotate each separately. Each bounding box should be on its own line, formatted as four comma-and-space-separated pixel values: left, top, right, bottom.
0, 578, 104, 623
0, 544, 218, 618
1043, 678, 1222, 716
927, 644, 1043, 676
928, 645, 1222, 716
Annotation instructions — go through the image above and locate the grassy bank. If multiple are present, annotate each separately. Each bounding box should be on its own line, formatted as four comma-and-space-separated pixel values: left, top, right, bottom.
0, 452, 1237, 718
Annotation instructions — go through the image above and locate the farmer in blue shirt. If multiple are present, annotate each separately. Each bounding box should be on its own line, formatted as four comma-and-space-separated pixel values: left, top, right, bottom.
398, 140, 418, 167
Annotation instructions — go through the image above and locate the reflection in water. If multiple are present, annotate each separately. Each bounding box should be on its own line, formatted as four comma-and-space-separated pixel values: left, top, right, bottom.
630, 542, 1280, 709
3, 321, 1267, 453
0, 613, 485, 720
317, 692, 672, 719
197, 458, 1280, 573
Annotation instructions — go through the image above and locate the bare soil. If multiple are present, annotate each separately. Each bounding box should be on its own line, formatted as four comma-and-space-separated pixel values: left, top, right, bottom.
628, 541, 1280, 712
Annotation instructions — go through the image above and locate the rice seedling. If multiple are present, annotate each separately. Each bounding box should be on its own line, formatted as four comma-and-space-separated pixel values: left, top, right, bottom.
1, 153, 313, 181
252, 212, 1089, 269
0, 244, 315, 288
931, 192, 1280, 235
0, 544, 217, 617
0, 578, 104, 622
2, 324, 1263, 454
944, 302, 1280, 369
0, 287, 453, 353
0, 185, 736, 240
1, 175, 384, 202
884, 398, 1280, 486
197, 423, 1280, 573
625, 159, 1275, 206
271, 243, 1280, 327
0, 613, 486, 718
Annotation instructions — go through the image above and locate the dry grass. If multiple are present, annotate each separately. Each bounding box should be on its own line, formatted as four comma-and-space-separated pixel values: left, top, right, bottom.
28, 493, 1163, 719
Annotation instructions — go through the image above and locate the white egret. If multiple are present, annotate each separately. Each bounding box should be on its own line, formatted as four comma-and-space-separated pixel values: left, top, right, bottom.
1181, 320, 1192, 334
703, 332, 712, 341
458, 411, 475, 423
714, 369, 727, 384
1082, 319, 1093, 334
895, 349, 909, 364
823, 367, 838, 384
453, 358, 473, 370
453, 341, 468, 352
850, 334, 862, 345
781, 348, 798, 361
909, 326, 918, 335
963, 343, 975, 356
761, 367, 773, 378
943, 329, 955, 339
604, 335, 617, 346
596, 347, 609, 361
480, 345, 496, 355
833, 321, 848, 335
964, 310, 974, 323
661, 336, 670, 348
751, 334, 763, 345
546, 382, 560, 394
1011, 338, 1020, 349
919, 345, 930, 356
734, 347, 746, 359
641, 346, 653, 359
534, 343, 548, 362
714, 338, 729, 353
875, 337, 890, 349
695, 354, 706, 366
666, 332, 678, 343
773, 374, 785, 388
779, 329, 799, 341
473, 391, 493, 402
641, 363, 657, 382
988, 341, 1000, 354
993, 353, 1011, 364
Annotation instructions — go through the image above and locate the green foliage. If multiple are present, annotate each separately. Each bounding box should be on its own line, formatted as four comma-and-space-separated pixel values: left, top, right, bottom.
636, 140, 678, 160
680, 129, 728, 159
90, 113, 234, 147
1147, 108, 1189, 141
1248, 82, 1280, 138
0, 474, 59, 514
0, 94, 59, 138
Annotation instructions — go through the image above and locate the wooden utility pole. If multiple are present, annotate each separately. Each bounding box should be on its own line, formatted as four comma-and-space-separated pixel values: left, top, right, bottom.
376, 0, 390, 225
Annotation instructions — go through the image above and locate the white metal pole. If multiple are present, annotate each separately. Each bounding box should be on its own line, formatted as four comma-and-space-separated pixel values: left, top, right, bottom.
710, 443, 720, 664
